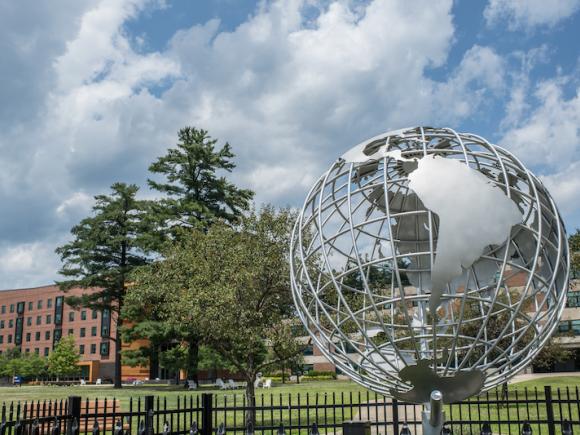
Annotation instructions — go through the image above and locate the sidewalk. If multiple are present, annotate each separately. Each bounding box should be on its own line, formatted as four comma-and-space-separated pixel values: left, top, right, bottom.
508, 371, 580, 384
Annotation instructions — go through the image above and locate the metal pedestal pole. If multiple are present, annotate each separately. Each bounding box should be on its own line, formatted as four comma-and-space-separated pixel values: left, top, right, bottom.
422, 391, 445, 435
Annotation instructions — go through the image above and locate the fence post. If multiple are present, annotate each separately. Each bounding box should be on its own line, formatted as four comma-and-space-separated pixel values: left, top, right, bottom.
67, 397, 81, 435
392, 398, 399, 435
144, 396, 154, 435
202, 393, 213, 435
544, 386, 556, 435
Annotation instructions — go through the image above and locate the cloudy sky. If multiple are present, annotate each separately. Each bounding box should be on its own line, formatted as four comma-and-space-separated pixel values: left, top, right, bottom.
1, 0, 579, 290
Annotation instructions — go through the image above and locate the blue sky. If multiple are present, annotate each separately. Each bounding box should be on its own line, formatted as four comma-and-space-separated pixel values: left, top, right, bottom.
0, 0, 579, 289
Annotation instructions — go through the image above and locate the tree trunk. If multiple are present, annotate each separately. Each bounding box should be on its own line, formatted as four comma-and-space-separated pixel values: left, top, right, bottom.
281, 363, 285, 384
187, 337, 200, 383
245, 375, 257, 428
114, 317, 123, 389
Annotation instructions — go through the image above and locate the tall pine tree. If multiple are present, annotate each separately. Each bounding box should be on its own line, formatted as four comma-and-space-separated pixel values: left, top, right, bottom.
148, 127, 254, 233
56, 183, 153, 388
124, 127, 254, 382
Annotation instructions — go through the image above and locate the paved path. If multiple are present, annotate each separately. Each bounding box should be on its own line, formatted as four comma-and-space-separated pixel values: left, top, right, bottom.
509, 371, 580, 384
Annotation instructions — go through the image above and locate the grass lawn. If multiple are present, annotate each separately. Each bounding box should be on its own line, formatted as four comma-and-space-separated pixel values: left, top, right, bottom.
2, 377, 580, 434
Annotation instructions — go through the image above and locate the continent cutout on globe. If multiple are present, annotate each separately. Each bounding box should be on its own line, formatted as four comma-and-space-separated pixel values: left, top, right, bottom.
406, 155, 523, 312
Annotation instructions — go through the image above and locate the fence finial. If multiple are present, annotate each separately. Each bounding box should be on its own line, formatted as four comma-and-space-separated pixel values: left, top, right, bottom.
480, 422, 492, 435
114, 418, 123, 435
190, 421, 199, 435
51, 416, 61, 435
562, 419, 573, 435
31, 418, 40, 435
163, 421, 171, 435
310, 422, 319, 435
277, 423, 286, 435
522, 422, 533, 435
245, 421, 254, 435
216, 422, 225, 435
92, 419, 100, 435
441, 423, 452, 434
399, 423, 412, 435
138, 419, 146, 435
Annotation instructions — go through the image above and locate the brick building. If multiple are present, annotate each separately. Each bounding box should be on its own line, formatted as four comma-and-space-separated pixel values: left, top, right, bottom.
0, 284, 149, 382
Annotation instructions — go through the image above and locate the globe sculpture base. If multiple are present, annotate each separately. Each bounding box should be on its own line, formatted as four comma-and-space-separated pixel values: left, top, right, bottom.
390, 355, 485, 404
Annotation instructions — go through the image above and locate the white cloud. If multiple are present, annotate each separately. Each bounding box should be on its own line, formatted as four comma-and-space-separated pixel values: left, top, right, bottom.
0, 241, 62, 289
484, 0, 580, 30
0, 0, 511, 288
56, 192, 93, 218
499, 78, 580, 169
541, 161, 580, 215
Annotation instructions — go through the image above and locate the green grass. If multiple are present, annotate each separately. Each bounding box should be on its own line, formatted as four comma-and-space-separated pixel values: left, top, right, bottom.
2, 377, 580, 434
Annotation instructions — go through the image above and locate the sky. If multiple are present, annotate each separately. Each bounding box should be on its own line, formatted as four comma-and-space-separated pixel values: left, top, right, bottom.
0, 0, 579, 290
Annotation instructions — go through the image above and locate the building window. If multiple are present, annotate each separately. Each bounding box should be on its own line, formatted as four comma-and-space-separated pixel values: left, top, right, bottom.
45, 331, 50, 340
101, 309, 111, 337
54, 296, 63, 325
81, 311, 87, 321
47, 299, 52, 308
100, 342, 110, 357
25, 348, 29, 353
28, 301, 33, 311
26, 333, 31, 342
9, 304, 14, 313
35, 331, 40, 341
9, 319, 13, 328
1, 305, 5, 314
92, 310, 98, 320
0, 336, 3, 344
36, 315, 41, 325
26, 317, 32, 326
80, 328, 86, 337
53, 329, 62, 347
68, 329, 74, 336
37, 300, 42, 309
69, 312, 75, 322
44, 347, 49, 356
16, 302, 25, 315
90, 344, 96, 354
303, 344, 314, 356
0, 320, 4, 329
34, 348, 39, 354
567, 291, 580, 308
46, 314, 52, 324
79, 345, 85, 354
8, 334, 12, 343
91, 326, 97, 337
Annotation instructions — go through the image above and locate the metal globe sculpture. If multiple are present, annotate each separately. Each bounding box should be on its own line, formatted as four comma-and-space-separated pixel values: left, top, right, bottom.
290, 127, 569, 404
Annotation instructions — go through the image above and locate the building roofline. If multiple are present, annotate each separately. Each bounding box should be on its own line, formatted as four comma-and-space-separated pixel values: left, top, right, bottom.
0, 283, 60, 293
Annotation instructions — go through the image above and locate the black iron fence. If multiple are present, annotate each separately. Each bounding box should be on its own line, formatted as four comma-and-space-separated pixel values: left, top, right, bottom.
1, 386, 580, 434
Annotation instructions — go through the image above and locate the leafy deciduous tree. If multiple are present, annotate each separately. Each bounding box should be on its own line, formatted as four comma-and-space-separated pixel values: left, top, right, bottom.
48, 335, 80, 379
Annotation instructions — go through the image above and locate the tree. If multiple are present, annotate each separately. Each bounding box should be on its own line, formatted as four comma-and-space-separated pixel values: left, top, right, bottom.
129, 206, 299, 425
124, 127, 254, 383
0, 349, 48, 380
147, 126, 254, 234
56, 183, 153, 388
159, 344, 188, 384
48, 335, 80, 379
267, 323, 305, 384
532, 335, 573, 371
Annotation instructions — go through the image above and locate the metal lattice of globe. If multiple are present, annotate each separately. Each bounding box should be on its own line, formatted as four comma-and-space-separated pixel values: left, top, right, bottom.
290, 127, 569, 403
